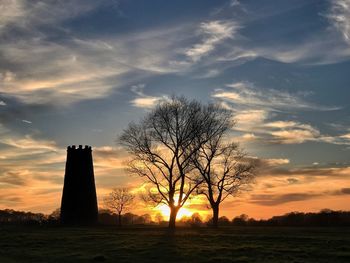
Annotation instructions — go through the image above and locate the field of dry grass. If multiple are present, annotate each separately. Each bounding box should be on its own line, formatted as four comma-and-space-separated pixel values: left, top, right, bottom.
0, 225, 349, 262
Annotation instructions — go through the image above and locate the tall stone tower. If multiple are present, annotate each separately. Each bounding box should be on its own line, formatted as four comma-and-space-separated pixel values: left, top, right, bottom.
60, 145, 98, 225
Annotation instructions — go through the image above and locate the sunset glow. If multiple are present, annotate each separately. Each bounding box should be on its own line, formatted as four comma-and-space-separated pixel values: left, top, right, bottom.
155, 204, 193, 221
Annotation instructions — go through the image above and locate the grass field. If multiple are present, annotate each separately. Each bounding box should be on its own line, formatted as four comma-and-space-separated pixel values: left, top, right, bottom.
0, 225, 349, 262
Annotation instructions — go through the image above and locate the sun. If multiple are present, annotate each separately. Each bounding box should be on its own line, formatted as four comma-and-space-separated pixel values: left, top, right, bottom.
156, 204, 193, 220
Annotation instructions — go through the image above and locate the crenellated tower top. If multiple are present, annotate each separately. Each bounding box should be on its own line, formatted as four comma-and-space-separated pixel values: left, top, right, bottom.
67, 145, 92, 151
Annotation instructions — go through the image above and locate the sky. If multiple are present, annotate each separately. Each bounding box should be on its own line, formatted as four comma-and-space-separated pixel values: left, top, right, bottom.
0, 0, 350, 220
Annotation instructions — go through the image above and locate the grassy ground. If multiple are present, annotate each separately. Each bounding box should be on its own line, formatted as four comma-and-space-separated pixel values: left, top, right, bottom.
0, 225, 349, 262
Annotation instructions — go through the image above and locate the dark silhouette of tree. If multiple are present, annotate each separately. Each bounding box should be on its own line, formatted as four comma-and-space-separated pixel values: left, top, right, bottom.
229, 210, 350, 227
155, 212, 164, 225
232, 214, 249, 226
178, 212, 203, 227
98, 209, 117, 225
139, 214, 152, 224
192, 130, 256, 227
0, 209, 45, 225
120, 96, 229, 228
218, 216, 231, 226
189, 212, 203, 227
47, 208, 60, 224
104, 188, 135, 226
122, 212, 138, 225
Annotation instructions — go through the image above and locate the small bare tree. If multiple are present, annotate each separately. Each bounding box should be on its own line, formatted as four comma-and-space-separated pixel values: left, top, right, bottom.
104, 188, 135, 226
119, 96, 231, 228
193, 139, 256, 227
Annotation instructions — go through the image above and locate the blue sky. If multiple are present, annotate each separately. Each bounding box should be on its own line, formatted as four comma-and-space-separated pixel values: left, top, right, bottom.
0, 0, 350, 218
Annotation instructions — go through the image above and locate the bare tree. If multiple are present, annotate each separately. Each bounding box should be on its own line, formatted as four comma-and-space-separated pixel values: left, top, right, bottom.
104, 188, 135, 226
193, 139, 256, 227
119, 96, 230, 228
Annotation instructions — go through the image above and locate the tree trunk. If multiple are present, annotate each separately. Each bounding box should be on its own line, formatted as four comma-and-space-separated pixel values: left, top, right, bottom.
168, 207, 179, 229
212, 204, 219, 228
118, 212, 122, 227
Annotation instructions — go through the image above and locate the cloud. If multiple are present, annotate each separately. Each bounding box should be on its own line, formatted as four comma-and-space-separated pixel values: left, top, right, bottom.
0, 38, 133, 104
213, 81, 339, 144
340, 133, 350, 140
234, 110, 269, 129
0, 193, 22, 206
261, 166, 350, 178
0, 1, 192, 105
130, 84, 168, 109
21, 119, 32, 124
93, 146, 128, 170
271, 129, 319, 144
0, 0, 101, 33
326, 0, 350, 44
184, 20, 239, 62
254, 42, 348, 65
262, 158, 290, 166
249, 186, 350, 206
266, 121, 321, 144
214, 81, 337, 111
0, 24, 195, 104
217, 49, 257, 63
0, 170, 28, 186
340, 187, 350, 194
240, 133, 257, 141
194, 69, 221, 79
249, 192, 322, 206
0, 1, 125, 104
211, 1, 350, 65
0, 0, 24, 31
286, 178, 299, 184
318, 132, 350, 146
1, 135, 57, 152
230, 0, 240, 7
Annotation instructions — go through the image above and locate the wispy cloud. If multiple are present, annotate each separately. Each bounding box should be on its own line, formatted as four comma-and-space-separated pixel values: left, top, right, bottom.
1, 135, 57, 151
0, 0, 100, 33
213, 81, 340, 144
249, 192, 323, 206
130, 84, 168, 109
184, 20, 239, 62
0, 1, 190, 105
21, 119, 32, 124
326, 0, 350, 44
250, 187, 350, 206
230, 0, 240, 7
0, 0, 25, 31
213, 81, 337, 111
211, 1, 350, 65
266, 121, 321, 144
262, 158, 290, 166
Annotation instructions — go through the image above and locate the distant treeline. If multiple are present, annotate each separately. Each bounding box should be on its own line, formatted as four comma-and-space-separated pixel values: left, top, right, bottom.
231, 209, 350, 227
1, 208, 350, 227
0, 209, 47, 225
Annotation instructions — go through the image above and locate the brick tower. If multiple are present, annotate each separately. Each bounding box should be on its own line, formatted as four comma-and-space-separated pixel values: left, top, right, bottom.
60, 145, 98, 225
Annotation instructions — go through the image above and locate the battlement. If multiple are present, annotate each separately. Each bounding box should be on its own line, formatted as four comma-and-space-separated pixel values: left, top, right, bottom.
67, 145, 92, 151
